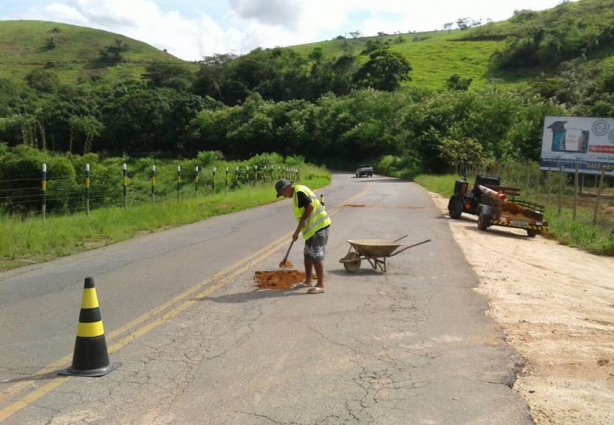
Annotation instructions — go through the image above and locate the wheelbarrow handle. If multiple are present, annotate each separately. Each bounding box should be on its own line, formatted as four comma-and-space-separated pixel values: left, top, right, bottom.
389, 239, 431, 256
393, 235, 408, 243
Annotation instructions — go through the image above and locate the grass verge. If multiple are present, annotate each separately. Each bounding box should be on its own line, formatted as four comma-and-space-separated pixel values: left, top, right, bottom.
0, 171, 330, 272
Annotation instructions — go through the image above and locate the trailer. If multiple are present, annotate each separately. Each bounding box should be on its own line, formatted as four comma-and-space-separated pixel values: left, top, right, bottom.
476, 193, 548, 237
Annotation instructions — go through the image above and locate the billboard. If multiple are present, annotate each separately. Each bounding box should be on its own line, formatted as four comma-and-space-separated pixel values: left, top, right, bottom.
540, 116, 614, 175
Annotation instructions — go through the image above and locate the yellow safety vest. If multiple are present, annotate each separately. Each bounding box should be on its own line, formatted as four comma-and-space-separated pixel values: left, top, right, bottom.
293, 185, 331, 239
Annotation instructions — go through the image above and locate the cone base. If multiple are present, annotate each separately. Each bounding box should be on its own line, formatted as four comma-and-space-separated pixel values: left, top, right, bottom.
58, 362, 122, 377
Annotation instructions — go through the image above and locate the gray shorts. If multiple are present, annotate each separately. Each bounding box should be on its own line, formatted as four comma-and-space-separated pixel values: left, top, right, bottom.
304, 226, 330, 262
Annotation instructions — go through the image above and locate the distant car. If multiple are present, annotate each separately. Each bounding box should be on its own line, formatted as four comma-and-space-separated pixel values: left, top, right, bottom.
355, 165, 373, 177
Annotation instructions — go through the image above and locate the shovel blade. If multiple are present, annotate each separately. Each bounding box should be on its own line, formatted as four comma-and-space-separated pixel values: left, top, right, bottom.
279, 260, 293, 268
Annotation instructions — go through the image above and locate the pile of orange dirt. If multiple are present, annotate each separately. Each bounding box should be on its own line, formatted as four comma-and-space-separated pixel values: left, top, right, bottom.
254, 269, 306, 290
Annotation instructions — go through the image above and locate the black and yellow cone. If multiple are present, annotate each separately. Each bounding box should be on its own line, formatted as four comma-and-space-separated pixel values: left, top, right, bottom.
59, 277, 121, 377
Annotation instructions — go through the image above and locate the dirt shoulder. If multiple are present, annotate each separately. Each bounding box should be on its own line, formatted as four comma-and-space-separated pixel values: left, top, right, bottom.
430, 192, 614, 425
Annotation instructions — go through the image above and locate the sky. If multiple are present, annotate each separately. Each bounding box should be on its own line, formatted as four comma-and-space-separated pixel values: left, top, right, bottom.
0, 0, 573, 61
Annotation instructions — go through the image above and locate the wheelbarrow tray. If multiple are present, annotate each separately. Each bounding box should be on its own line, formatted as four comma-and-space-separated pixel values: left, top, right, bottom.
346, 239, 404, 257
340, 237, 431, 273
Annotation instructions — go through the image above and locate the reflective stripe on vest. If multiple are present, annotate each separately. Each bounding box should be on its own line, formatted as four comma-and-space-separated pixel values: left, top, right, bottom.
293, 185, 331, 239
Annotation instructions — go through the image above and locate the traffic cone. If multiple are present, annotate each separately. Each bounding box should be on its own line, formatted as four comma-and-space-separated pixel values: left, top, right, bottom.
58, 277, 121, 377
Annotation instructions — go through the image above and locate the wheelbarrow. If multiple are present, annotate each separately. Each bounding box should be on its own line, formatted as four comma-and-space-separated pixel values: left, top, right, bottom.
339, 235, 431, 273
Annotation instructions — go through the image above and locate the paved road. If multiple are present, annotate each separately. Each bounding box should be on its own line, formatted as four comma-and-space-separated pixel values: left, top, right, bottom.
0, 172, 532, 424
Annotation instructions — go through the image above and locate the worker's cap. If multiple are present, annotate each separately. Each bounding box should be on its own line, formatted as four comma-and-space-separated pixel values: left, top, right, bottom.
275, 179, 292, 197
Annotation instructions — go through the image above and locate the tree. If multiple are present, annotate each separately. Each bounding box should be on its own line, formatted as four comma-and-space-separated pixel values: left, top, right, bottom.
438, 138, 487, 173
309, 54, 355, 99
455, 18, 481, 30
24, 69, 60, 93
69, 115, 103, 154
349, 30, 362, 39
142, 61, 194, 92
444, 22, 454, 33
45, 37, 56, 50
445, 74, 473, 91
354, 49, 412, 91
308, 48, 324, 64
99, 39, 129, 64
456, 18, 471, 30
101, 87, 176, 152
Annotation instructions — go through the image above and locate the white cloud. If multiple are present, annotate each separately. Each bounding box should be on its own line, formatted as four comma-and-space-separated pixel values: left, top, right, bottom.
228, 0, 304, 30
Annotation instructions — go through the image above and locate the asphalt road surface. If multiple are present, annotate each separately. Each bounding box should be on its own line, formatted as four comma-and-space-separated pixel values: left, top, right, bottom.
0, 172, 532, 424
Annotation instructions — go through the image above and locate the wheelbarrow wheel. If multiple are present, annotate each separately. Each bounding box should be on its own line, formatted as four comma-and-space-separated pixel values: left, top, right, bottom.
342, 252, 361, 273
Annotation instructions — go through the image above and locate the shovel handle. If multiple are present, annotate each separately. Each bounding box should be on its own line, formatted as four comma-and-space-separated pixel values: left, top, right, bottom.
282, 239, 294, 262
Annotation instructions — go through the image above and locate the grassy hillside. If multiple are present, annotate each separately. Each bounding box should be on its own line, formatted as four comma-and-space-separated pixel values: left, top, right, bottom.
290, 31, 506, 91
0, 20, 514, 92
1, 0, 612, 93
290, 0, 614, 91
0, 20, 196, 85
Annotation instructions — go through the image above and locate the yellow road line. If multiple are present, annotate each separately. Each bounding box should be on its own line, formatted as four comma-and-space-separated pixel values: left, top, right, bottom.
0, 183, 372, 422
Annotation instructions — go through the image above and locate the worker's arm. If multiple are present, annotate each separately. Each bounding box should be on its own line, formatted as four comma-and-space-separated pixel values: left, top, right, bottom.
293, 202, 313, 241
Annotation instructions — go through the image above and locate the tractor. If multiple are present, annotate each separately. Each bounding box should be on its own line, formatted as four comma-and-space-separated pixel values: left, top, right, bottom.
447, 174, 503, 219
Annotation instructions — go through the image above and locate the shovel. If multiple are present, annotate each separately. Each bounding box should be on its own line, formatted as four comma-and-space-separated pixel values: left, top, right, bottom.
279, 239, 294, 268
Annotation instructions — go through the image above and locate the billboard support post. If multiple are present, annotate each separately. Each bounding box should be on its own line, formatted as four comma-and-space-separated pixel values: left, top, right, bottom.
573, 164, 579, 221
593, 167, 606, 226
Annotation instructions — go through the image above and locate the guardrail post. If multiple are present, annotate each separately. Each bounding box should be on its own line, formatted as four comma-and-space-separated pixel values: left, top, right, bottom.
194, 166, 199, 199
41, 163, 47, 221
85, 163, 90, 216
212, 166, 216, 193
151, 165, 156, 204
122, 163, 127, 208
177, 165, 181, 202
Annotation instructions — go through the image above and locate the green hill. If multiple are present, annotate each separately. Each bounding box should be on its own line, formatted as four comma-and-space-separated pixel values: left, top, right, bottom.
0, 20, 195, 85
2, 0, 614, 96
290, 31, 505, 91
288, 0, 614, 91
0, 19, 507, 92
2, 0, 614, 92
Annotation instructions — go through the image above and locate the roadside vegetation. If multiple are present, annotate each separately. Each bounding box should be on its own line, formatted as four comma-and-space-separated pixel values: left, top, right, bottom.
0, 156, 329, 272
3, 157, 612, 274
